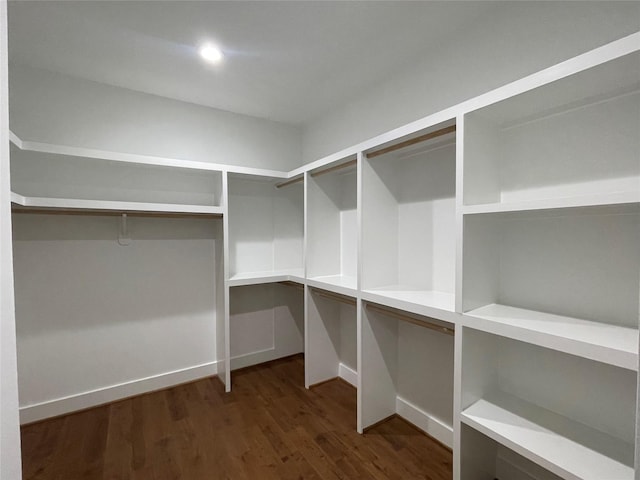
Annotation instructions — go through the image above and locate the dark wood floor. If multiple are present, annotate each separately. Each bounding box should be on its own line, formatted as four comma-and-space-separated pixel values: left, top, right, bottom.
21, 355, 452, 479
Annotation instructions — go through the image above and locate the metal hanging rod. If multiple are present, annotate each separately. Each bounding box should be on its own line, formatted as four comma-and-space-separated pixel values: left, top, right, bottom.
366, 124, 456, 159
310, 158, 357, 178
365, 304, 454, 336
275, 176, 304, 189
11, 207, 221, 219
311, 288, 357, 306
278, 281, 304, 290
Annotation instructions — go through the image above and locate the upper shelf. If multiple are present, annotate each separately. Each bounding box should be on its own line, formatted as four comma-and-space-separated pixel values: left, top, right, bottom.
227, 269, 305, 287
11, 192, 223, 217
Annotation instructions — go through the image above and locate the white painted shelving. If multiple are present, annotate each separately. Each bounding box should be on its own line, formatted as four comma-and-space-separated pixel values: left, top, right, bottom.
361, 121, 457, 321
306, 157, 358, 296
227, 173, 304, 286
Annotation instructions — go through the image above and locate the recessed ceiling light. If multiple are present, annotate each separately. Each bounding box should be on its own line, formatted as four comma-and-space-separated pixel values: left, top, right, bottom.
199, 43, 224, 64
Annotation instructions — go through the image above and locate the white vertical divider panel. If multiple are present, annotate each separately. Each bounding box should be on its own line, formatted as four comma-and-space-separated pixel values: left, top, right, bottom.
0, 0, 22, 476
220, 171, 231, 391
356, 151, 364, 432
303, 172, 310, 389
360, 305, 398, 431
453, 114, 465, 480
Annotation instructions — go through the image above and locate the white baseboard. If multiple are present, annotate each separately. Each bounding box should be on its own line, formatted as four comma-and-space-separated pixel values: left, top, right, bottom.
20, 361, 218, 425
338, 363, 358, 387
230, 347, 304, 371
395, 396, 453, 448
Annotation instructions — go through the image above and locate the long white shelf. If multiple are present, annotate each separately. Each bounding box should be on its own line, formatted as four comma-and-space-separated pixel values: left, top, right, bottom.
11, 193, 223, 216
227, 269, 305, 287
462, 190, 640, 215
461, 392, 634, 480
306, 275, 357, 297
361, 287, 457, 323
465, 303, 638, 371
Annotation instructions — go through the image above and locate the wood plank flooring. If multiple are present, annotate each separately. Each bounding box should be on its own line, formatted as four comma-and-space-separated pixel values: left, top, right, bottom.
21, 355, 452, 479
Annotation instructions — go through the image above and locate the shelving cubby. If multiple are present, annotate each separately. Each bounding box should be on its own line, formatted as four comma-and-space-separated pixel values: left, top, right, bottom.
462, 50, 640, 214
360, 302, 454, 447
228, 282, 304, 374
227, 173, 304, 286
361, 120, 457, 321
462, 205, 640, 370
10, 144, 224, 215
306, 156, 358, 296
459, 327, 637, 480
305, 287, 357, 389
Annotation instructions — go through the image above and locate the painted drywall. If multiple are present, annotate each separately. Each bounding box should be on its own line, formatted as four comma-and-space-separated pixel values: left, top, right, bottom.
302, 1, 640, 163
0, 0, 22, 476
9, 64, 302, 172
12, 214, 218, 422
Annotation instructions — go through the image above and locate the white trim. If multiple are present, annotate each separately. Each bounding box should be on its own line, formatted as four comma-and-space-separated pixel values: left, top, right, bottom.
338, 362, 358, 387
19, 361, 219, 425
396, 396, 453, 448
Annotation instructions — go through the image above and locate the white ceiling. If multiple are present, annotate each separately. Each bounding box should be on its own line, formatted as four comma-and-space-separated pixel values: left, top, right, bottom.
8, 1, 499, 126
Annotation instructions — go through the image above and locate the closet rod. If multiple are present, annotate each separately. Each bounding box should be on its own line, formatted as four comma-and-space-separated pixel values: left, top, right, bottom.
311, 288, 357, 306
365, 304, 454, 336
310, 159, 357, 178
366, 124, 456, 159
11, 208, 221, 219
278, 281, 304, 290
275, 176, 303, 189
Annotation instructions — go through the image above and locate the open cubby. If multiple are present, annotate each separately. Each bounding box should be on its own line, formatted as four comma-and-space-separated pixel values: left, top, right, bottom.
227, 174, 304, 284
460, 327, 636, 480
463, 51, 640, 212
462, 205, 640, 370
306, 158, 357, 295
360, 302, 454, 446
361, 122, 456, 318
229, 282, 304, 373
10, 144, 223, 212
305, 288, 357, 389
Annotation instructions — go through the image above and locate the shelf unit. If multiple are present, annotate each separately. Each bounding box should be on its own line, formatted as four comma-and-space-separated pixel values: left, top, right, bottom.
306, 156, 358, 296
361, 121, 457, 320
360, 302, 455, 446
462, 51, 640, 210
227, 282, 304, 374
305, 287, 357, 388
459, 327, 636, 480
462, 186, 640, 373
10, 143, 224, 215
227, 173, 304, 285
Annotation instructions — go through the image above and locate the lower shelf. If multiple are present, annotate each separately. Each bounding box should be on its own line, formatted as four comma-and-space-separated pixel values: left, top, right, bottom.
306, 274, 357, 296
461, 392, 634, 480
361, 286, 456, 323
465, 303, 638, 371
227, 269, 305, 287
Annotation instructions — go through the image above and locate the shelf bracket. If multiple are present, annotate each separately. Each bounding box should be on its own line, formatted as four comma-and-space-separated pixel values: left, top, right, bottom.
118, 213, 132, 246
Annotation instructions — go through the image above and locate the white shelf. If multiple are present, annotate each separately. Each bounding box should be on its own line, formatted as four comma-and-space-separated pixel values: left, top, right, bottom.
462, 190, 640, 215
11, 193, 223, 216
461, 392, 634, 480
465, 304, 638, 371
361, 287, 457, 323
306, 275, 357, 297
227, 269, 305, 287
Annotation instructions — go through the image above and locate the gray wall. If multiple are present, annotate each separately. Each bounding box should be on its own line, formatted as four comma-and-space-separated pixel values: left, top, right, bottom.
9, 64, 302, 172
